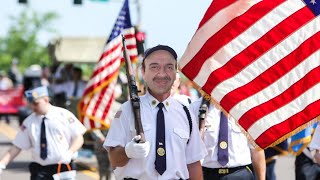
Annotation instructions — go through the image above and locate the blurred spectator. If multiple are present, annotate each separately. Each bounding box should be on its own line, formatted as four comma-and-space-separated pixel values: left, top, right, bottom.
41, 65, 52, 86
23, 65, 43, 91
0, 71, 13, 123
7, 58, 22, 86
0, 71, 13, 90
50, 66, 87, 99
179, 82, 191, 97
185, 80, 200, 101
53, 63, 73, 84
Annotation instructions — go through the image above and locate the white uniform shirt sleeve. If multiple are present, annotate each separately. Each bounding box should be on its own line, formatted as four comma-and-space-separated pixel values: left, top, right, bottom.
12, 116, 33, 150
104, 104, 127, 149
66, 111, 87, 137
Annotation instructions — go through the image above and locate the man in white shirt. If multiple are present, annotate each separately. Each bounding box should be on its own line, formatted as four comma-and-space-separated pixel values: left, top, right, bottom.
0, 86, 87, 179
189, 97, 266, 180
104, 45, 206, 180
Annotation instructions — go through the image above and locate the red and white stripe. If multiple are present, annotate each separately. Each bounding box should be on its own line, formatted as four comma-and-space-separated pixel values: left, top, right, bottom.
79, 27, 137, 129
179, 0, 320, 148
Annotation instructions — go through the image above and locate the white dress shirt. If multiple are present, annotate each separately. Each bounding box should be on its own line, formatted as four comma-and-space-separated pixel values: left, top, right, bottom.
12, 105, 87, 166
104, 92, 206, 180
189, 98, 252, 168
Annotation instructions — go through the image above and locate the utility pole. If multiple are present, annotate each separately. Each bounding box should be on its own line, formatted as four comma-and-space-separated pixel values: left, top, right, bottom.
135, 0, 141, 28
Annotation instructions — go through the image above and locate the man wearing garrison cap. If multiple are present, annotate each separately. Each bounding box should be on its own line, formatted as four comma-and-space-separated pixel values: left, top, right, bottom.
0, 86, 87, 179
104, 45, 207, 180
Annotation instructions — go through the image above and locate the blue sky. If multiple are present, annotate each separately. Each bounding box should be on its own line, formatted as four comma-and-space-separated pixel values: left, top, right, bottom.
0, 0, 211, 57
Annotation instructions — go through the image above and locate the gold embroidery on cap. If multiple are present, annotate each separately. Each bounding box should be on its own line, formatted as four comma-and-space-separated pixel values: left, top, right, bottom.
32, 91, 39, 99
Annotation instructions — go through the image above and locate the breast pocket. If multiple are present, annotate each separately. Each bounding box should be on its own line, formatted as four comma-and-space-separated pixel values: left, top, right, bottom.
203, 126, 219, 147
230, 123, 249, 149
172, 128, 189, 152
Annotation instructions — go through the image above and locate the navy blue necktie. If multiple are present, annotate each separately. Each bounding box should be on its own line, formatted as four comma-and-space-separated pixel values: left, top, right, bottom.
73, 81, 78, 97
155, 103, 166, 175
40, 117, 47, 160
218, 112, 229, 166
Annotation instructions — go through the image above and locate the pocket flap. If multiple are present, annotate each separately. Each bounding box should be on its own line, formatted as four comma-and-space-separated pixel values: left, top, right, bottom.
173, 128, 189, 139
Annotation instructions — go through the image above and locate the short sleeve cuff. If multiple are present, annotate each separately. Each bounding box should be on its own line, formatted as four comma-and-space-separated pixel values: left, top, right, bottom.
186, 149, 207, 164
12, 140, 29, 150
103, 139, 123, 151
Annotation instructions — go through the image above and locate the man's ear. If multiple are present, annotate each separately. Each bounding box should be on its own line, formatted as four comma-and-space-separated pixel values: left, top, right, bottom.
44, 96, 50, 103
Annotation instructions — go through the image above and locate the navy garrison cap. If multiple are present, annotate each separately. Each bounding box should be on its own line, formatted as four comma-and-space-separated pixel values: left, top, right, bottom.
25, 86, 49, 102
143, 45, 177, 60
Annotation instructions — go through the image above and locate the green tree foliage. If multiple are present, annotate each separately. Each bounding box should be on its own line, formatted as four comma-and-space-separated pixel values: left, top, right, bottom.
0, 10, 58, 71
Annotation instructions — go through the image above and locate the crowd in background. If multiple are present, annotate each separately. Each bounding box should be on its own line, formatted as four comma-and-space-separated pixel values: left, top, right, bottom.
0, 59, 202, 180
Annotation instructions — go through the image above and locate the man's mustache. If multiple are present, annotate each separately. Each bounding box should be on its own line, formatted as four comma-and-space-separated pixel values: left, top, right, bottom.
153, 77, 171, 81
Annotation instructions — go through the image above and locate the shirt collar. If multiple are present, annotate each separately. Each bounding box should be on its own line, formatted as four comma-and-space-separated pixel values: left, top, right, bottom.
146, 91, 172, 111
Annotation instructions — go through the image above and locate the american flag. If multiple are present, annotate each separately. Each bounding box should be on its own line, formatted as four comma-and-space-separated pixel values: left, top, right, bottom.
179, 0, 320, 149
78, 0, 137, 129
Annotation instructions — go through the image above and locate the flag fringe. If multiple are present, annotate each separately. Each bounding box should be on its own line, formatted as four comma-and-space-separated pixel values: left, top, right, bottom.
288, 141, 310, 156
268, 117, 320, 150
265, 144, 290, 163
272, 145, 289, 155
186, 76, 320, 150
81, 112, 111, 130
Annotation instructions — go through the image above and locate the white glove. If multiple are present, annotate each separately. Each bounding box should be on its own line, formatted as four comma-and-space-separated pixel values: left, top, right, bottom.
60, 150, 73, 164
0, 163, 6, 174
125, 135, 150, 159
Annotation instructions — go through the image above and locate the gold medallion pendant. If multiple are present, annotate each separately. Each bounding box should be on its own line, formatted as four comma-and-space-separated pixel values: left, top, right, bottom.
157, 147, 165, 156
219, 141, 228, 149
